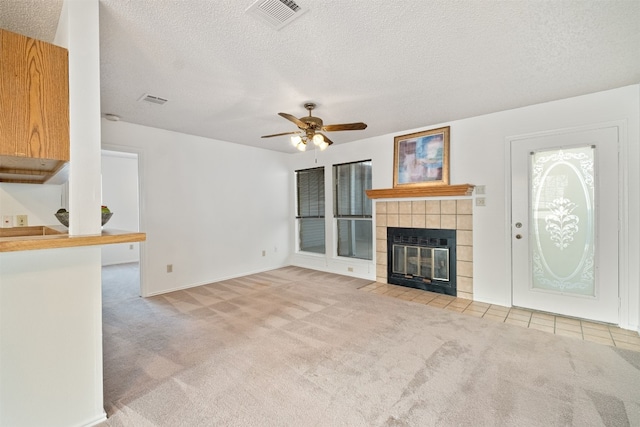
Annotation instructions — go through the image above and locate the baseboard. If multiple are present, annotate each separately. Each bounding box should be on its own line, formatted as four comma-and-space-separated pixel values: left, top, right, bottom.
79, 410, 107, 427
144, 264, 289, 297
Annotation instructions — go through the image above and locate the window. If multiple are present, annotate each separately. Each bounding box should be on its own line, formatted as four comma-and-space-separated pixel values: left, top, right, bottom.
333, 160, 372, 260
296, 167, 325, 254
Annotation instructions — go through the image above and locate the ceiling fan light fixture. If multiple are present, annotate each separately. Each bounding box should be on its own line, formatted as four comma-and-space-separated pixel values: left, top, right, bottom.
291, 135, 302, 147
261, 102, 367, 152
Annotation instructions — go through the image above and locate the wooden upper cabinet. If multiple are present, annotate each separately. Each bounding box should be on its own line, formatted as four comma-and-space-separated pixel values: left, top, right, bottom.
0, 28, 69, 163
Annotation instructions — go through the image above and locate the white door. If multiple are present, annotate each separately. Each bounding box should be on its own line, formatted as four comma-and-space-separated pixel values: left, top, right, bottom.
511, 125, 619, 323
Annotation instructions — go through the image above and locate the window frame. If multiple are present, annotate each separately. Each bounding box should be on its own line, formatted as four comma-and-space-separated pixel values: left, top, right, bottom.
332, 160, 373, 260
295, 166, 326, 254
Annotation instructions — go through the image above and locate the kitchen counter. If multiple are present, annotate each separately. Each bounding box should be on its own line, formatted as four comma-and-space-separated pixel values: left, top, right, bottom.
0, 225, 146, 252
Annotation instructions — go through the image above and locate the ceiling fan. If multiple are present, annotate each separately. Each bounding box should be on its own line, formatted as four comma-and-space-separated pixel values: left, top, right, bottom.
261, 103, 367, 151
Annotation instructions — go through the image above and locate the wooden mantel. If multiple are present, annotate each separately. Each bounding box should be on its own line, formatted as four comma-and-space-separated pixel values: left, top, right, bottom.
366, 184, 475, 199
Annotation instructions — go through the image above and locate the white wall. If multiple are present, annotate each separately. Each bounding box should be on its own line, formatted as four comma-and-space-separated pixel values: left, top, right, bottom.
0, 0, 106, 426
55, 0, 102, 236
0, 247, 104, 427
0, 183, 62, 226
101, 150, 140, 266
288, 85, 640, 331
101, 120, 291, 296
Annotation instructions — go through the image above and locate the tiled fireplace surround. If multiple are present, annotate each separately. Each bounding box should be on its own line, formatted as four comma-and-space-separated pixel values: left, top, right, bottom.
375, 199, 473, 300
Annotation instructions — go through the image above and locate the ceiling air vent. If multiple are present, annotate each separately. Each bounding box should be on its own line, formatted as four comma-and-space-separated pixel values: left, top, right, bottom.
138, 93, 168, 105
246, 0, 307, 30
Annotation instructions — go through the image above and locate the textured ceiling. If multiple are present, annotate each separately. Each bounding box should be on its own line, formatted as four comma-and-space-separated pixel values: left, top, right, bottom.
0, 0, 62, 41
1, 1, 639, 153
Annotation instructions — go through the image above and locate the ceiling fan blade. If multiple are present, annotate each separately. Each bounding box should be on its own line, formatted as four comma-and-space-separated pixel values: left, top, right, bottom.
322, 122, 368, 132
261, 131, 300, 138
278, 112, 309, 129
318, 133, 334, 146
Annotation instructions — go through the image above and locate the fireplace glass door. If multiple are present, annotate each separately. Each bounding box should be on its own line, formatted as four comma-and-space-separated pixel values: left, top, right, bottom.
392, 245, 449, 281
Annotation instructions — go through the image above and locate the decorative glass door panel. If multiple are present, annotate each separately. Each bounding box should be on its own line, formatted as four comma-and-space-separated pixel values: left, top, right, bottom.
531, 146, 595, 296
511, 126, 619, 323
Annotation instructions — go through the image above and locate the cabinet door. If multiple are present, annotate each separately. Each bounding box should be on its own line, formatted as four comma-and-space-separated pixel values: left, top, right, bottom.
0, 29, 69, 161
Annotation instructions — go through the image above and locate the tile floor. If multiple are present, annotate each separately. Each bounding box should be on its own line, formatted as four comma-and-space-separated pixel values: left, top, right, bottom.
360, 282, 640, 352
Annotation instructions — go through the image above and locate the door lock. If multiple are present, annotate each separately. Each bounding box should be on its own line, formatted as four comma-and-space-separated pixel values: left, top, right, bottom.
515, 222, 522, 228
515, 234, 522, 239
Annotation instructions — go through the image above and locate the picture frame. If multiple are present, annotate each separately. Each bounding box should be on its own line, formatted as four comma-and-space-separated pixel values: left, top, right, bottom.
393, 126, 450, 188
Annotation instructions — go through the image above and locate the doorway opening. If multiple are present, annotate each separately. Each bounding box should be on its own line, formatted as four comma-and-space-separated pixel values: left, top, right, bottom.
101, 148, 143, 297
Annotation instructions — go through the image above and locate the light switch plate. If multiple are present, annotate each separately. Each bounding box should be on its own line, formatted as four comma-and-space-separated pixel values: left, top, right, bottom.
16, 215, 28, 227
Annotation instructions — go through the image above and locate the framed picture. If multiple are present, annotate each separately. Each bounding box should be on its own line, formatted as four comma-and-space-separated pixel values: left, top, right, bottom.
393, 126, 450, 187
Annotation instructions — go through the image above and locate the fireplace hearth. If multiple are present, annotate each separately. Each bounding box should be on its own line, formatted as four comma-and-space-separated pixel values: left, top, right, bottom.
387, 227, 457, 296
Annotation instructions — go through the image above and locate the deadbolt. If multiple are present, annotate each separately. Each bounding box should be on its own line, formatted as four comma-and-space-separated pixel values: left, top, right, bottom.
515, 222, 522, 228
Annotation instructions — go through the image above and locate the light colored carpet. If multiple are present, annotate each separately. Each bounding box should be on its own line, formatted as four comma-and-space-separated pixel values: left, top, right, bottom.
100, 264, 640, 426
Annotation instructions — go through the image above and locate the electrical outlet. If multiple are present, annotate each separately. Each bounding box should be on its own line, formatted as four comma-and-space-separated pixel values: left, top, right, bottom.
262, 250, 266, 257
475, 185, 486, 195
129, 244, 134, 250
16, 215, 28, 227
348, 267, 354, 272
167, 264, 173, 273
476, 197, 486, 207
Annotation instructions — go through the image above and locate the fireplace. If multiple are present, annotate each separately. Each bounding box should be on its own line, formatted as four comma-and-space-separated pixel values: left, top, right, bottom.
387, 227, 457, 296
374, 200, 472, 299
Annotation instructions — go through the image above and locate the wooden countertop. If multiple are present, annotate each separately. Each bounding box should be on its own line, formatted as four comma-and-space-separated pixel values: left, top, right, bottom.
0, 225, 146, 252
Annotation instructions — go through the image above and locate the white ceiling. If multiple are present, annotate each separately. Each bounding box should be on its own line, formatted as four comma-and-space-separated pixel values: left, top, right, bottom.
1, 0, 639, 153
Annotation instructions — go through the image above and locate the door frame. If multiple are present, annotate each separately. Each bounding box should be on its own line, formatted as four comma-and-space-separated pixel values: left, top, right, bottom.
102, 143, 148, 297
505, 120, 629, 327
